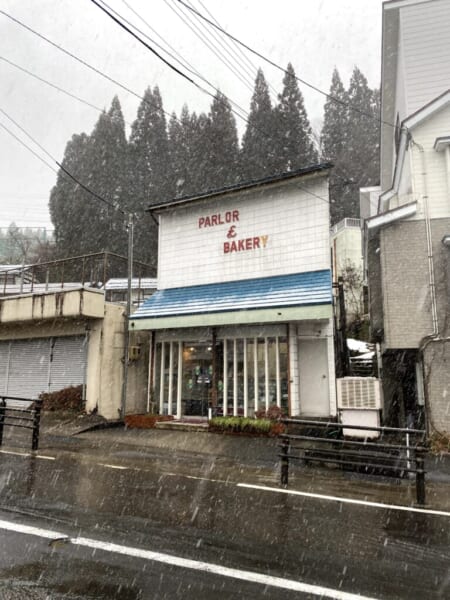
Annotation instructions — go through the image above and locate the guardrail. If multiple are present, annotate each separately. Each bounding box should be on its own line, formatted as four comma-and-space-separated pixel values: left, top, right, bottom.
279, 419, 427, 505
0, 396, 43, 451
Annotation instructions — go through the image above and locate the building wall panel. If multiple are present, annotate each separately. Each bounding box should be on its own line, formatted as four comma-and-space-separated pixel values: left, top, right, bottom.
157, 178, 330, 289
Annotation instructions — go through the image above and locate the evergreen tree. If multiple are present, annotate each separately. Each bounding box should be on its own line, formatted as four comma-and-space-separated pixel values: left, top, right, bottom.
49, 132, 93, 258
189, 111, 213, 194
50, 96, 129, 261
168, 105, 192, 198
321, 68, 350, 223
344, 67, 380, 219
241, 68, 277, 180
85, 95, 128, 255
321, 67, 380, 223
273, 63, 318, 173
129, 87, 172, 264
321, 68, 348, 162
207, 92, 240, 189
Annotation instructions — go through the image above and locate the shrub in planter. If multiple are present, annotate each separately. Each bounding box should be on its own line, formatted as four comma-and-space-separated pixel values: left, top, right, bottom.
39, 385, 84, 412
208, 416, 284, 436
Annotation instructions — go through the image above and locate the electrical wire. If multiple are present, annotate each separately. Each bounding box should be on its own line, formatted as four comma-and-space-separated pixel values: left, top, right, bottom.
163, 0, 255, 94
0, 120, 59, 175
120, 0, 205, 82
1, 5, 336, 208
0, 106, 125, 214
0, 8, 173, 121
0, 55, 133, 126
176, 0, 396, 130
93, 0, 250, 123
89, 1, 332, 206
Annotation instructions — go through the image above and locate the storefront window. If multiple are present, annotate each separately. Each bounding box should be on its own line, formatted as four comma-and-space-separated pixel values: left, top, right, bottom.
153, 332, 289, 418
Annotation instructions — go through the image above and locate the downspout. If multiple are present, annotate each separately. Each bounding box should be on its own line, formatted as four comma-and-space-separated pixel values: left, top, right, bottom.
412, 140, 439, 337
411, 140, 440, 433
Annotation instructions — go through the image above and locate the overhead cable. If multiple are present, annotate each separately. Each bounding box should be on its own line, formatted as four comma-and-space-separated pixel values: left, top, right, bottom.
0, 8, 172, 121
0, 55, 133, 125
176, 0, 396, 130
163, 0, 254, 94
0, 106, 125, 214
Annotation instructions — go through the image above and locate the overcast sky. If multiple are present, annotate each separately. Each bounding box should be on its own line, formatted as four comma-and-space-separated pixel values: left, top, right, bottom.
0, 0, 383, 228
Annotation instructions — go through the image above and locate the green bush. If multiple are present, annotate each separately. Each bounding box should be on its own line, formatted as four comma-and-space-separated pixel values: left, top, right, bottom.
209, 416, 274, 435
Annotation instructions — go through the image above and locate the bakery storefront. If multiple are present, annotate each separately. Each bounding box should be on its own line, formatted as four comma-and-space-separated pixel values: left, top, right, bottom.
130, 165, 336, 419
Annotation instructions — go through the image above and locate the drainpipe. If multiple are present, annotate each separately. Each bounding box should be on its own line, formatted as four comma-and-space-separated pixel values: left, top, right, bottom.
412, 140, 439, 337
445, 146, 450, 194
412, 140, 440, 432
121, 213, 134, 419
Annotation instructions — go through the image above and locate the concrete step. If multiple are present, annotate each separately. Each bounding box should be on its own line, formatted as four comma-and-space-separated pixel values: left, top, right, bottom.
155, 420, 209, 433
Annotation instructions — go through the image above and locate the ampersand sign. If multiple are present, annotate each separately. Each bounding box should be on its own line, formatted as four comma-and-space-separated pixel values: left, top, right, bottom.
226, 225, 237, 238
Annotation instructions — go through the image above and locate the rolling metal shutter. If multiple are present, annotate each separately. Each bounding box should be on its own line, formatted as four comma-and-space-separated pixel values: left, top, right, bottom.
7, 338, 51, 398
0, 341, 10, 395
2, 335, 88, 399
49, 335, 87, 392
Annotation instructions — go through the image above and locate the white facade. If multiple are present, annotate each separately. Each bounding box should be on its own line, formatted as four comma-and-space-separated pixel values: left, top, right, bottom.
132, 168, 337, 419
158, 177, 330, 289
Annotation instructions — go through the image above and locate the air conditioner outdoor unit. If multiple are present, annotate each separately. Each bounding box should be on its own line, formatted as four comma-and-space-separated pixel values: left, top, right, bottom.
337, 377, 383, 438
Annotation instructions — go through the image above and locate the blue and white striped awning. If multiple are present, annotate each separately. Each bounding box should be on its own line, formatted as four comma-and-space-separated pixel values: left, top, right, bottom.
130, 270, 332, 322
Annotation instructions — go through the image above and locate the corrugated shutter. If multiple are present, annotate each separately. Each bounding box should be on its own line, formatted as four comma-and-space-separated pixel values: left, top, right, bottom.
7, 339, 51, 399
0, 342, 10, 395
49, 335, 87, 392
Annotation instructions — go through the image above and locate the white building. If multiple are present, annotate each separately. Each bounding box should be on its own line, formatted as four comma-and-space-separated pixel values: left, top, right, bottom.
130, 166, 336, 419
330, 218, 364, 324
363, 0, 450, 431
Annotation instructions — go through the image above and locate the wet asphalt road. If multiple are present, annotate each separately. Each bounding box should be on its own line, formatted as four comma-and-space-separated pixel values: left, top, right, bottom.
0, 435, 449, 599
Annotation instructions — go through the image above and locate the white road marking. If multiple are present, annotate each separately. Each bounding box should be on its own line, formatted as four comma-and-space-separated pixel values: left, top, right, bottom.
0, 517, 378, 600
238, 483, 450, 517
98, 463, 129, 470
0, 450, 30, 457
0, 450, 55, 460
163, 471, 230, 484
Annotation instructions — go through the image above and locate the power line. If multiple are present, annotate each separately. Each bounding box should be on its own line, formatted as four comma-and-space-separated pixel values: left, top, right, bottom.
0, 8, 173, 122
0, 55, 134, 125
100, 0, 248, 122
90, 0, 202, 90
176, 0, 396, 130
90, 0, 252, 124
120, 0, 205, 82
0, 120, 59, 175
89, 1, 331, 206
0, 106, 124, 214
163, 0, 254, 94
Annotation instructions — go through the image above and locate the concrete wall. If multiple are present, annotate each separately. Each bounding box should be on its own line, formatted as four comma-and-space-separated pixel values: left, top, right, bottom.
126, 330, 152, 415
85, 303, 124, 420
0, 288, 104, 323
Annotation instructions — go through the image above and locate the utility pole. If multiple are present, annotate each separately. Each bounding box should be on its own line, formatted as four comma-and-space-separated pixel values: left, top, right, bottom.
121, 212, 134, 419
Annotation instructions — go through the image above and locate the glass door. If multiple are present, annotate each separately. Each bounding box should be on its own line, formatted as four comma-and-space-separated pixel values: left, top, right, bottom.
182, 342, 213, 416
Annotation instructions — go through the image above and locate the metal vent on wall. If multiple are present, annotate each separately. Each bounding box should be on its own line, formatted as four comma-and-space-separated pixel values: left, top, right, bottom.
337, 377, 382, 410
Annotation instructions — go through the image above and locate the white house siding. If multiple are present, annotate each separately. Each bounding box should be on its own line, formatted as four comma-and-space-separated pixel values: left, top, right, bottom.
157, 178, 329, 290
408, 103, 450, 220
400, 0, 450, 116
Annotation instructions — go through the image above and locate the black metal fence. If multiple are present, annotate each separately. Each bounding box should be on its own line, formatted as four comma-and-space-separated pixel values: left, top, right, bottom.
0, 397, 43, 451
279, 418, 427, 505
